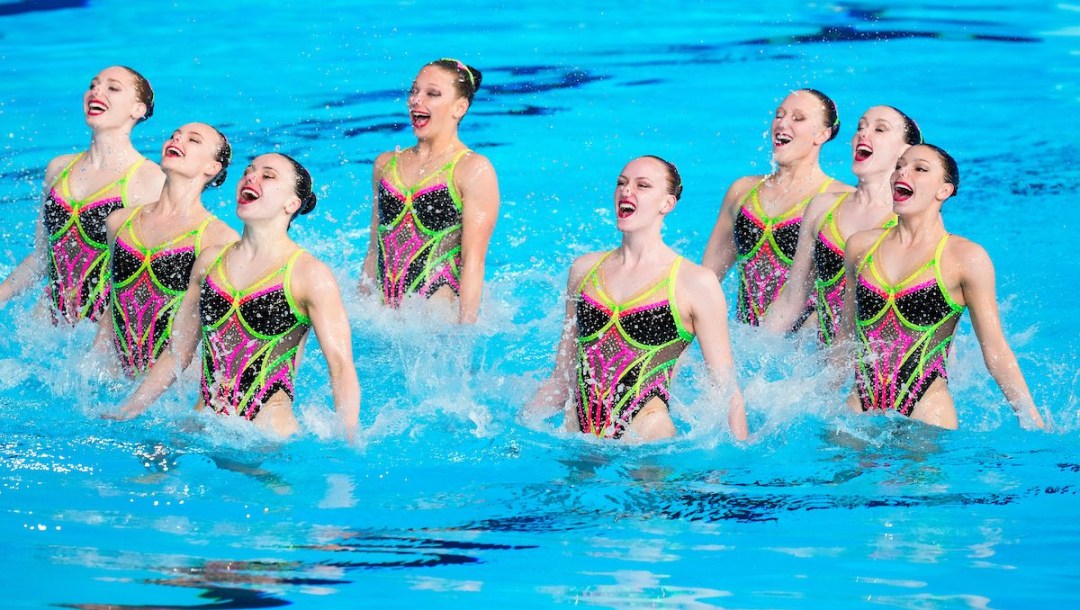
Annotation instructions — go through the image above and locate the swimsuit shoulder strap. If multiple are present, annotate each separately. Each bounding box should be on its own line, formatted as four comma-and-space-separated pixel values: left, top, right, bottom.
577, 250, 615, 295
857, 225, 893, 278
444, 149, 472, 210
740, 177, 768, 214
820, 191, 850, 238
192, 215, 215, 257
281, 249, 311, 325
815, 177, 836, 195
664, 257, 695, 342
53, 152, 84, 192
118, 157, 147, 207
931, 234, 964, 312
118, 205, 145, 248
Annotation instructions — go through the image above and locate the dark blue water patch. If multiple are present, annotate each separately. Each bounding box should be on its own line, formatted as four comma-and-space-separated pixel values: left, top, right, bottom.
321, 88, 406, 108
0, 0, 85, 17
626, 79, 665, 87
652, 488, 1028, 524
484, 68, 607, 95
737, 25, 1039, 46
341, 121, 408, 137
60, 584, 291, 609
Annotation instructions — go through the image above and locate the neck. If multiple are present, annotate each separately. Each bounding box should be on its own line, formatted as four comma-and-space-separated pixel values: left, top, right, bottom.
617, 228, 668, 265
153, 175, 207, 215
771, 154, 825, 187
852, 170, 895, 210
86, 129, 138, 168
895, 208, 946, 244
238, 221, 294, 257
414, 133, 463, 158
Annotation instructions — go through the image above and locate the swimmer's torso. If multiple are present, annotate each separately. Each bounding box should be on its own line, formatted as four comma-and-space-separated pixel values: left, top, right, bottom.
43, 153, 145, 323
732, 177, 834, 325
812, 193, 896, 345
375, 150, 469, 307
110, 207, 214, 376
574, 252, 694, 439
198, 245, 311, 424
854, 229, 963, 416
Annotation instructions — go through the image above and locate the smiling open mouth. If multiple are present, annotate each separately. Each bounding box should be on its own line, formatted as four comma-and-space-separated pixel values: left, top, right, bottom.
893, 182, 913, 201
855, 144, 873, 162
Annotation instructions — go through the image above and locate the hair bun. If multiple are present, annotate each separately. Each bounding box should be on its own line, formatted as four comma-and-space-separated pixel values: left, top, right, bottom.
208, 168, 227, 188
299, 193, 317, 215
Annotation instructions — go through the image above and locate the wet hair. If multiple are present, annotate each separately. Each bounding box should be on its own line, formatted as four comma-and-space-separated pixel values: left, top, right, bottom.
922, 143, 960, 196
119, 66, 154, 122
886, 106, 923, 146
206, 126, 231, 189
799, 88, 839, 142
276, 153, 317, 219
642, 155, 683, 201
429, 58, 483, 104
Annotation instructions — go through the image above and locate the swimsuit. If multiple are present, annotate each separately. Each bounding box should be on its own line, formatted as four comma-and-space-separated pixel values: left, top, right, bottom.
574, 253, 694, 438
732, 177, 834, 326
812, 194, 896, 345
854, 230, 963, 416
198, 246, 311, 420
42, 153, 146, 323
376, 149, 469, 307
110, 207, 214, 376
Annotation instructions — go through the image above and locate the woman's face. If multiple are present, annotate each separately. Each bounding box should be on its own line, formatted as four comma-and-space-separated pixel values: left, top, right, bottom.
236, 153, 299, 221
614, 157, 673, 232
770, 91, 829, 164
891, 145, 953, 214
83, 66, 144, 129
851, 106, 910, 178
407, 65, 468, 138
160, 122, 222, 184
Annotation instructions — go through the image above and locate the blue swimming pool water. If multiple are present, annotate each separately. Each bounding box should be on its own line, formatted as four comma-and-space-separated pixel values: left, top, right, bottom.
1, 1, 1079, 607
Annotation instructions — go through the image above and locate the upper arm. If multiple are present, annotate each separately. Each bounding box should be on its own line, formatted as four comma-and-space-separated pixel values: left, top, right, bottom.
128, 161, 166, 206
701, 175, 758, 276
456, 153, 500, 251
954, 239, 1006, 347
203, 219, 240, 252
294, 255, 353, 361
680, 263, 736, 370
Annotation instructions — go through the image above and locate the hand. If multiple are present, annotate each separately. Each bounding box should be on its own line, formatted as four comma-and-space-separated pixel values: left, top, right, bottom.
101, 406, 140, 421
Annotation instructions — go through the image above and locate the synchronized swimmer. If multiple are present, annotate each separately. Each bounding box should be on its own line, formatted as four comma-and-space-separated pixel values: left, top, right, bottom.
0, 64, 1048, 441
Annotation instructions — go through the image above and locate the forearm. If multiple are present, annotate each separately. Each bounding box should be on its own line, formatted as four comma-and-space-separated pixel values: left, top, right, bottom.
0, 251, 45, 303
985, 348, 1044, 428
457, 258, 485, 324
707, 363, 747, 440
113, 352, 183, 419
329, 361, 361, 441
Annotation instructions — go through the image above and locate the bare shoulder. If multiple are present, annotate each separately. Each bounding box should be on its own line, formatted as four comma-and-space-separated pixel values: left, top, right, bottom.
943, 234, 993, 278
725, 174, 765, 204
129, 159, 166, 205
291, 251, 343, 305
190, 241, 230, 282
944, 234, 987, 261
845, 228, 886, 264
44, 153, 78, 186
458, 149, 495, 173
372, 150, 396, 177
204, 216, 240, 247
677, 257, 723, 291
105, 205, 139, 235
804, 190, 845, 225
294, 251, 339, 288
826, 178, 856, 193
567, 250, 607, 288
